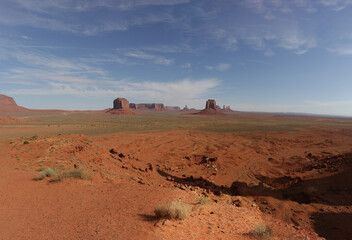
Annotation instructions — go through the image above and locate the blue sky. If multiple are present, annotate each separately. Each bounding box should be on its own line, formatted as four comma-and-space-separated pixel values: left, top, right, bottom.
1, 0, 352, 115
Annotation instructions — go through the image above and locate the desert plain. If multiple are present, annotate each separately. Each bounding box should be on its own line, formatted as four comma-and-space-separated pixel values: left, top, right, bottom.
1, 99, 352, 240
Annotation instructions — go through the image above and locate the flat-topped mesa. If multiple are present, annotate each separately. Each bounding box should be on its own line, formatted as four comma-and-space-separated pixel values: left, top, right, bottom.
206, 99, 217, 110
113, 97, 130, 109
129, 103, 164, 111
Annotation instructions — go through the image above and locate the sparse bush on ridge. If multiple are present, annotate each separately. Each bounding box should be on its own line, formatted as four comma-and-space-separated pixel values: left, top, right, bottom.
23, 141, 29, 144
154, 201, 192, 220
30, 135, 38, 140
37, 167, 57, 180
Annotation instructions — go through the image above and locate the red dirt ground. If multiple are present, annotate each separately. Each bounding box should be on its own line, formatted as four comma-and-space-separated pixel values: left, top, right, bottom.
1, 122, 352, 239
0, 116, 22, 123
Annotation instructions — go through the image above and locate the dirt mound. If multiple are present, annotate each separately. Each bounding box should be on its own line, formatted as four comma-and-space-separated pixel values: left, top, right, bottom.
196, 99, 225, 115
0, 116, 22, 123
0, 94, 28, 113
197, 108, 225, 115
107, 109, 136, 115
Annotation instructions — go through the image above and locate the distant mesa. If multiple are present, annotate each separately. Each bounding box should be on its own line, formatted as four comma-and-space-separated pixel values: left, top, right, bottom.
129, 103, 165, 111
107, 97, 232, 115
164, 106, 181, 111
107, 97, 136, 115
222, 105, 234, 112
196, 99, 225, 115
0, 94, 29, 113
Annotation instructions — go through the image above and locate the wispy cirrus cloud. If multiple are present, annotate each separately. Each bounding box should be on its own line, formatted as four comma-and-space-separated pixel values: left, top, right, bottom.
328, 45, 352, 55
122, 50, 174, 66
0, 0, 184, 35
205, 63, 231, 72
12, 0, 191, 12
242, 0, 352, 17
5, 78, 220, 108
0, 40, 218, 108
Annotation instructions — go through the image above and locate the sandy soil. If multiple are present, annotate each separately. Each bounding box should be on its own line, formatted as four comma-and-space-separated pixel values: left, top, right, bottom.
1, 119, 352, 239
0, 116, 22, 123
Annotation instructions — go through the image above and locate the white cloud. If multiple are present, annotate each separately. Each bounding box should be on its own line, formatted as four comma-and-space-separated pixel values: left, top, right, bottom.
217, 63, 231, 71
12, 0, 191, 12
181, 62, 191, 69
233, 100, 352, 116
5, 78, 220, 108
328, 46, 352, 55
123, 50, 173, 66
205, 63, 231, 72
0, 0, 180, 35
21, 35, 31, 40
317, 0, 352, 11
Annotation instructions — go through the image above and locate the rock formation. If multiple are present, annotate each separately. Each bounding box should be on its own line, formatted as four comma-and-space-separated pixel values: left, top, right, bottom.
0, 94, 28, 113
206, 99, 216, 109
107, 97, 136, 115
129, 103, 165, 111
164, 106, 181, 111
113, 98, 130, 110
196, 99, 225, 115
222, 105, 233, 112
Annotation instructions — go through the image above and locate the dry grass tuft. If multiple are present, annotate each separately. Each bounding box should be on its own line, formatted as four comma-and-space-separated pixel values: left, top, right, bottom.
154, 201, 192, 220
197, 196, 210, 205
250, 223, 273, 237
54, 169, 91, 182
37, 167, 57, 180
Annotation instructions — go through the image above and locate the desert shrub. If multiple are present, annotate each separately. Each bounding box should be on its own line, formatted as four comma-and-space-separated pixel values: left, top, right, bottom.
23, 141, 29, 144
55, 169, 91, 182
154, 201, 192, 219
37, 167, 57, 180
30, 135, 38, 140
250, 223, 273, 237
197, 196, 210, 205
